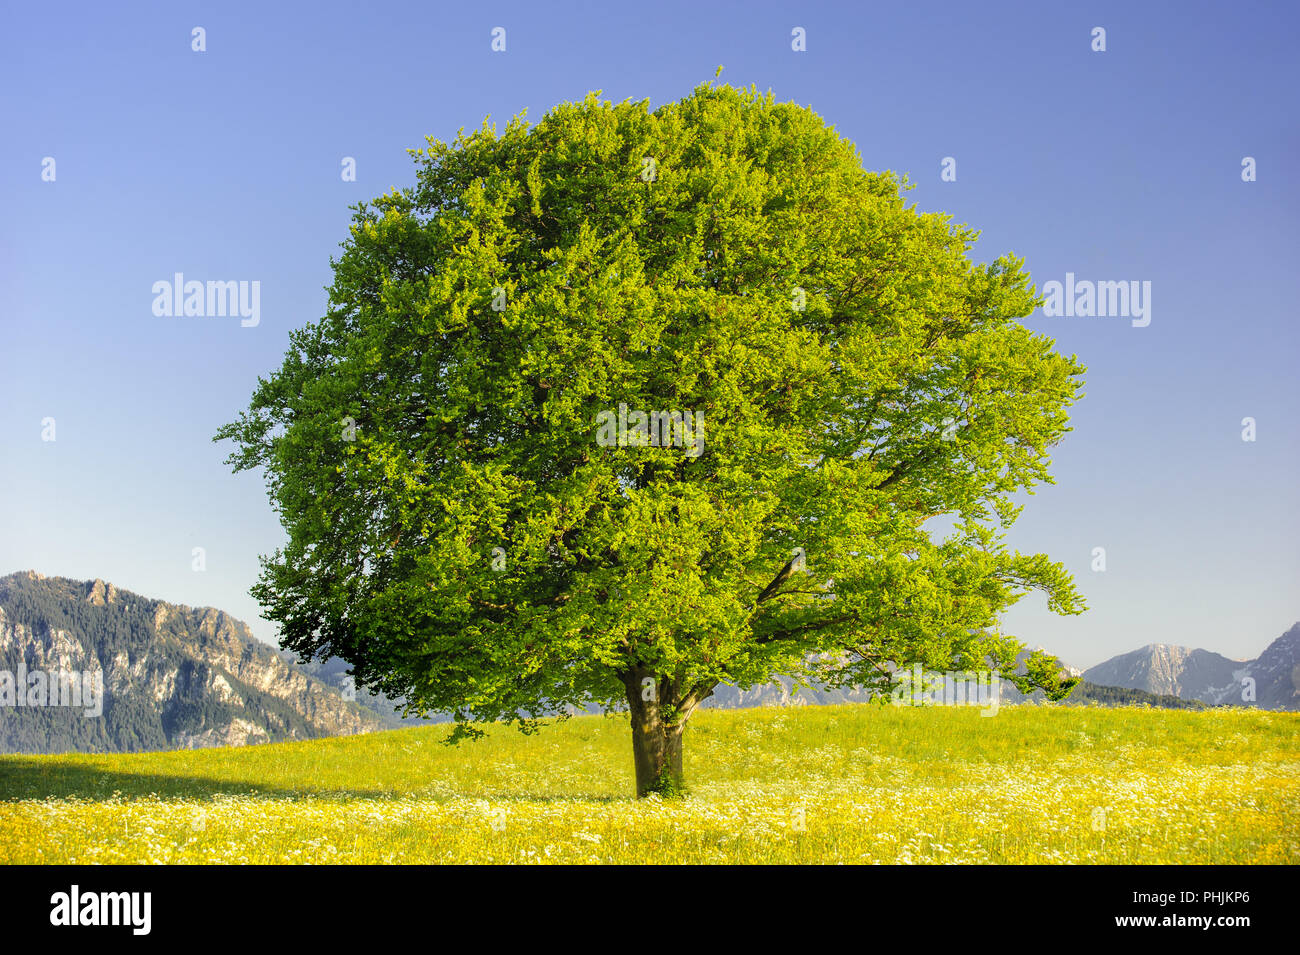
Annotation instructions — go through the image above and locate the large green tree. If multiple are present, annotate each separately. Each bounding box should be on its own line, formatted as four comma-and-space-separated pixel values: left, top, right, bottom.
217, 82, 1085, 797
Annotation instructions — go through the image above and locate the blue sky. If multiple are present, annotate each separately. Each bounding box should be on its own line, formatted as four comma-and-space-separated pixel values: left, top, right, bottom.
2, 1, 1296, 669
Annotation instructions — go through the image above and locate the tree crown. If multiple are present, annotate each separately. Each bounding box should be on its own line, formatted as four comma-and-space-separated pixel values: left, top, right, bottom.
217, 82, 1086, 738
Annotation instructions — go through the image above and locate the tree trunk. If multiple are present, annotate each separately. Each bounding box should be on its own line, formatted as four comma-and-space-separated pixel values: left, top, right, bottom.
622, 668, 718, 798
623, 668, 688, 797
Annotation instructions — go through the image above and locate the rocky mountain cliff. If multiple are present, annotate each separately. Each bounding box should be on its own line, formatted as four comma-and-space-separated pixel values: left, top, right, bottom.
0, 571, 383, 754
279, 651, 434, 728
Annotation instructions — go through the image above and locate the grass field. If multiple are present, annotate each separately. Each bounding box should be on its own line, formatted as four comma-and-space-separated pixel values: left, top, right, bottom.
1, 704, 1296, 864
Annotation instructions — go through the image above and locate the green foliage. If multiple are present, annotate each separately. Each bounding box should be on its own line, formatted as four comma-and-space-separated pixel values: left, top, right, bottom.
651, 768, 687, 799
216, 82, 1086, 741
1066, 682, 1208, 709
1011, 649, 1082, 702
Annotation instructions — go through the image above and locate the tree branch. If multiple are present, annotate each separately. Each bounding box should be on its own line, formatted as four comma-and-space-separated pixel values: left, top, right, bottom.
754, 612, 857, 645
755, 554, 798, 604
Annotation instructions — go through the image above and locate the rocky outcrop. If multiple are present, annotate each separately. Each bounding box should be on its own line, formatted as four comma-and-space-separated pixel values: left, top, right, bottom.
0, 571, 384, 754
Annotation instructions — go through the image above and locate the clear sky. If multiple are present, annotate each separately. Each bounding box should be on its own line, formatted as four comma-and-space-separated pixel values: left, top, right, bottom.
2, 1, 1296, 669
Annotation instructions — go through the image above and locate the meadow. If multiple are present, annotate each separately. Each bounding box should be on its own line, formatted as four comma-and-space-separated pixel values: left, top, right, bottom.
1, 704, 1296, 864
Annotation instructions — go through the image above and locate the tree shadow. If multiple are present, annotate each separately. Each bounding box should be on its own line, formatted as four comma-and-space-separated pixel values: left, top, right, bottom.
0, 758, 628, 803
0, 758, 367, 800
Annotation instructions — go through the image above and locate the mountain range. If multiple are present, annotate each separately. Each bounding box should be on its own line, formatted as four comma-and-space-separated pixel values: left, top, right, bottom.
1, 570, 1294, 754
1081, 626, 1300, 709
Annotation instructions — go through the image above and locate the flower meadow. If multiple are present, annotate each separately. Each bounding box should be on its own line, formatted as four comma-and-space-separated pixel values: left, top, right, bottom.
1, 704, 1295, 864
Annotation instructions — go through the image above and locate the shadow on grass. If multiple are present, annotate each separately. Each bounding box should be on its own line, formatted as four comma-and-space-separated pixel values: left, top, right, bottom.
0, 758, 628, 803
